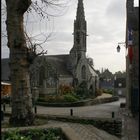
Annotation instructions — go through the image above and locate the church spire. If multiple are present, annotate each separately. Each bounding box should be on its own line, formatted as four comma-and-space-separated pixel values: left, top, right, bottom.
76, 0, 85, 21
70, 0, 87, 65
73, 0, 87, 52
69, 0, 87, 74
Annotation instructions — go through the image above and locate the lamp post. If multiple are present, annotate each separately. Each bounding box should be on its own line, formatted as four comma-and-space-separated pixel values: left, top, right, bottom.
116, 41, 134, 116
116, 42, 126, 52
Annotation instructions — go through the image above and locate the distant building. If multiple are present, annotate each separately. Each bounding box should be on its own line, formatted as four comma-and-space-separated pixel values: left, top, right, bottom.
114, 77, 126, 97
99, 69, 114, 90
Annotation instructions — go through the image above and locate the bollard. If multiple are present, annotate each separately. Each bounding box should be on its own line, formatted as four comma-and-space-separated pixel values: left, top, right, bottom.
3, 104, 6, 112
70, 109, 73, 116
34, 106, 37, 114
112, 112, 115, 118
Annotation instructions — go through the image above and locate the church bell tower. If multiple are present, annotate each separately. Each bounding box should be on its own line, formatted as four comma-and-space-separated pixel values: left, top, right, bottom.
70, 0, 87, 66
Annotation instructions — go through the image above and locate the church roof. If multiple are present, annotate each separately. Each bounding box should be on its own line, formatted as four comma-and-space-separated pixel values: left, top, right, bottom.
34, 54, 72, 76
88, 64, 98, 77
44, 54, 73, 76
1, 55, 73, 82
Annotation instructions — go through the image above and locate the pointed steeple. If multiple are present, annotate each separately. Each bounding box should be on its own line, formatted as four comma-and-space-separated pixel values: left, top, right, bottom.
73, 0, 87, 52
76, 0, 85, 21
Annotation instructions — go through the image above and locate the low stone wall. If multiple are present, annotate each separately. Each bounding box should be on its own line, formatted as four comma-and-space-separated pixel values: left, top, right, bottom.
3, 113, 122, 138
36, 114, 122, 138
36, 96, 119, 107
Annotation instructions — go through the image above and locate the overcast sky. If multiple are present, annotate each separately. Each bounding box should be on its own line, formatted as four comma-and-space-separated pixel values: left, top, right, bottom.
1, 0, 139, 73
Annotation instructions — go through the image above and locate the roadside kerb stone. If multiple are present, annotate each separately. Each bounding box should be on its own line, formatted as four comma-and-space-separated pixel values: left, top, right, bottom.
36, 96, 119, 107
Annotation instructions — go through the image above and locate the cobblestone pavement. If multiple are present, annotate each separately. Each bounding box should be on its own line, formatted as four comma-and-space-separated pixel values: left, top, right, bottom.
47, 120, 121, 140
47, 114, 139, 140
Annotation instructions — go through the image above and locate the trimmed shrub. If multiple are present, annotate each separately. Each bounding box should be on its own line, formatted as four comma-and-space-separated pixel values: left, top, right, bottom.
75, 81, 89, 98
102, 89, 114, 95
63, 94, 79, 102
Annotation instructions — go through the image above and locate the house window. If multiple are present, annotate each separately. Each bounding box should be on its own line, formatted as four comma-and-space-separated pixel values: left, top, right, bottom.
81, 65, 86, 79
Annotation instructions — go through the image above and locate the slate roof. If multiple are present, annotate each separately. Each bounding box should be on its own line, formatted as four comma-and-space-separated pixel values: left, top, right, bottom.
44, 54, 72, 76
1, 54, 98, 81
1, 55, 73, 82
1, 58, 10, 81
88, 65, 98, 77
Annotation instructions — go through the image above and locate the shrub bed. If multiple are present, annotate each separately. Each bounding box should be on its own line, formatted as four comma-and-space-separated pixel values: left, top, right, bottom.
2, 128, 67, 140
37, 94, 79, 104
102, 89, 114, 95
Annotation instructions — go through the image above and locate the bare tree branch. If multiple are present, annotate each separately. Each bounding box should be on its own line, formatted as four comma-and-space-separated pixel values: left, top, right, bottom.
2, 0, 71, 59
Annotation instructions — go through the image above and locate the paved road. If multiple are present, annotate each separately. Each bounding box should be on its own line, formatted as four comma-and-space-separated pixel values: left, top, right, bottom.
4, 98, 126, 118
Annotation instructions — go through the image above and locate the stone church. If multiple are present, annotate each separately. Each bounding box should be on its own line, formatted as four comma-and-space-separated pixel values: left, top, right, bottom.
2, 0, 99, 98
29, 0, 99, 97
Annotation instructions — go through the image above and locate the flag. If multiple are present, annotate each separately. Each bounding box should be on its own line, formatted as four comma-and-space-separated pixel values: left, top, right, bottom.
127, 28, 133, 46
127, 27, 133, 64
128, 47, 133, 64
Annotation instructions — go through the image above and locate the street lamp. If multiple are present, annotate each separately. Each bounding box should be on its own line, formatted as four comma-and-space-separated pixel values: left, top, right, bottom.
117, 41, 135, 116
117, 45, 121, 52
116, 42, 126, 52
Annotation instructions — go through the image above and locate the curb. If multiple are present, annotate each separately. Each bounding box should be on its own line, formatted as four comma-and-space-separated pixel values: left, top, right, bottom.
36, 96, 119, 107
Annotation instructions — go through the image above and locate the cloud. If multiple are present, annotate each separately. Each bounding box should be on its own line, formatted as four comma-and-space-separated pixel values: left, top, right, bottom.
105, 0, 126, 19
1, 0, 127, 73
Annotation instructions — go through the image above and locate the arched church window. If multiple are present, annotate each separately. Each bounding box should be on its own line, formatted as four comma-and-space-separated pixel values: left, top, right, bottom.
81, 65, 86, 79
39, 66, 45, 86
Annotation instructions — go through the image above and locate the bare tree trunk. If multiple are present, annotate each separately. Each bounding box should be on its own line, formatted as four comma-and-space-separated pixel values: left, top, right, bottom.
5, 0, 34, 126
